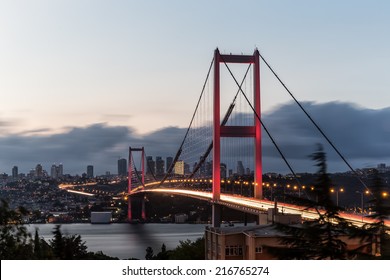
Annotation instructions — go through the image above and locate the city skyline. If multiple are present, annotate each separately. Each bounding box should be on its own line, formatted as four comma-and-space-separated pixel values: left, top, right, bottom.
1, 1, 390, 174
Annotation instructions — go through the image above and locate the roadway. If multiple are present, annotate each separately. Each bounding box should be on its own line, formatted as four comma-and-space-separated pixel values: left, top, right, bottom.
132, 187, 390, 228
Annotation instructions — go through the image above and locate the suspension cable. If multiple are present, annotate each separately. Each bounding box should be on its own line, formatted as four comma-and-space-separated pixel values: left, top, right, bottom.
258, 53, 369, 190
160, 57, 215, 185
188, 64, 252, 178
220, 56, 305, 191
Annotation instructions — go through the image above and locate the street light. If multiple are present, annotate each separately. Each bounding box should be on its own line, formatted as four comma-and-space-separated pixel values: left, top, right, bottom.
330, 187, 344, 207
293, 185, 301, 198
356, 190, 369, 222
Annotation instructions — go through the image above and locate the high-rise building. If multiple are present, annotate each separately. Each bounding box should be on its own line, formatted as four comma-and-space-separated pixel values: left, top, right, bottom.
50, 164, 58, 179
220, 163, 227, 179
184, 163, 190, 174
12, 166, 18, 179
146, 156, 155, 175
58, 163, 63, 178
155, 156, 165, 176
87, 165, 94, 178
174, 160, 184, 175
166, 156, 173, 173
237, 161, 245, 176
118, 158, 127, 176
206, 161, 212, 176
35, 164, 43, 178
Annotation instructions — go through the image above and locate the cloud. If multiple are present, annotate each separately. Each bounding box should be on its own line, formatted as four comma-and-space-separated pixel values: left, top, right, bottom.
261, 101, 390, 172
0, 123, 184, 175
1, 101, 390, 175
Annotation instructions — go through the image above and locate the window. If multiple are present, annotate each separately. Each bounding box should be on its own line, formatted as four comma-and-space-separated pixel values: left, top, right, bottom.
225, 245, 243, 256
255, 246, 263, 254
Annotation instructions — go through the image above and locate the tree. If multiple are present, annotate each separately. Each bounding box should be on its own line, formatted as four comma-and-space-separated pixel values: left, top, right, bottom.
145, 246, 154, 260
155, 243, 170, 260
50, 225, 87, 259
0, 199, 34, 259
168, 238, 205, 260
50, 225, 65, 259
351, 171, 390, 259
268, 145, 351, 259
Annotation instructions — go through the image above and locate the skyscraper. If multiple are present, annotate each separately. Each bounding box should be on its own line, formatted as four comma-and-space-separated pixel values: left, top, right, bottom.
58, 163, 63, 178
12, 166, 18, 179
220, 163, 227, 179
87, 165, 94, 178
50, 164, 58, 179
118, 158, 127, 176
166, 156, 173, 173
35, 164, 43, 178
155, 156, 165, 176
237, 161, 244, 176
146, 156, 155, 175
174, 160, 184, 175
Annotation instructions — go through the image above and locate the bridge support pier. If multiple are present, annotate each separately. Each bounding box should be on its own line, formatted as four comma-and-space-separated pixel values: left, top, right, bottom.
212, 204, 221, 227
128, 198, 132, 221
128, 196, 146, 222
141, 196, 146, 220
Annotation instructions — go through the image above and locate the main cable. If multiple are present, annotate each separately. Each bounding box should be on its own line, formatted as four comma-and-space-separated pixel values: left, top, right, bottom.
258, 53, 369, 190
220, 56, 305, 194
160, 57, 214, 185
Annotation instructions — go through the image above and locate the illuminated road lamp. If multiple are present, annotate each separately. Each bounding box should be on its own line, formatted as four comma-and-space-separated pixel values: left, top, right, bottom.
330, 187, 344, 206
356, 190, 369, 222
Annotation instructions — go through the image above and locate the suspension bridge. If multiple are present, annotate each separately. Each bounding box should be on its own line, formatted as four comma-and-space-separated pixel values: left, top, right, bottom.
126, 48, 389, 228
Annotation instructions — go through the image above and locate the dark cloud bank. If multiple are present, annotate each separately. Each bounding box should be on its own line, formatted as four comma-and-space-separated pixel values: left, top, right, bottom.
1, 101, 389, 175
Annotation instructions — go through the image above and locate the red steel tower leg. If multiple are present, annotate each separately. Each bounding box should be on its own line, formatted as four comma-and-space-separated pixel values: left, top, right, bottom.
128, 147, 146, 222
253, 49, 262, 199
213, 49, 221, 202
212, 49, 263, 226
128, 147, 133, 221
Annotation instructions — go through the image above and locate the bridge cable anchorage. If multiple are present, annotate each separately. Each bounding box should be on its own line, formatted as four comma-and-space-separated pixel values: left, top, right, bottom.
159, 57, 215, 186
188, 64, 252, 179
258, 53, 369, 191
219, 55, 308, 200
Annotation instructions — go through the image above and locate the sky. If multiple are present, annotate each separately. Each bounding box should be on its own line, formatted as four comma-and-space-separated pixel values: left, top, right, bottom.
1, 1, 390, 175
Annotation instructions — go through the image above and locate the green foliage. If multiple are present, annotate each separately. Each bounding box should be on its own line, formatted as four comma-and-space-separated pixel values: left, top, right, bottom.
169, 238, 205, 260
146, 238, 205, 260
145, 246, 154, 260
0, 199, 34, 259
350, 171, 390, 259
0, 200, 117, 260
268, 145, 352, 259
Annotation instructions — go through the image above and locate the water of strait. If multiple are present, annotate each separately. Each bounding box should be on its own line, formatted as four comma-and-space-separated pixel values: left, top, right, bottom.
27, 223, 206, 259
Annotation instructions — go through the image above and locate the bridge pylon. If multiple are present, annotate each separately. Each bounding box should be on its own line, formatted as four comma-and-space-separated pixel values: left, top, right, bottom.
128, 147, 146, 222
212, 49, 262, 227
